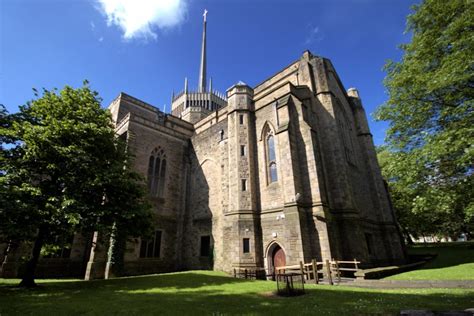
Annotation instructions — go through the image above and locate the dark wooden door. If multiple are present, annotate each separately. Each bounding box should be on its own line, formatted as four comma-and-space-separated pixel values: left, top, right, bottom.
272, 246, 286, 269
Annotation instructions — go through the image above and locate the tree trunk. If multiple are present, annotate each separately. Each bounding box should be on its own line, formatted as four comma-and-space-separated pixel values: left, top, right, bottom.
84, 231, 99, 281
104, 225, 116, 280
19, 227, 46, 287
0, 240, 13, 277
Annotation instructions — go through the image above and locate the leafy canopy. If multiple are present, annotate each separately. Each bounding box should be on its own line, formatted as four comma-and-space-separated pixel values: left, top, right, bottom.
375, 0, 474, 238
0, 82, 153, 252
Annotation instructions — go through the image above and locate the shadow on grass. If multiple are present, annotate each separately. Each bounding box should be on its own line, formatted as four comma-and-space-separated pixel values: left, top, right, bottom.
1, 271, 241, 291
1, 271, 473, 315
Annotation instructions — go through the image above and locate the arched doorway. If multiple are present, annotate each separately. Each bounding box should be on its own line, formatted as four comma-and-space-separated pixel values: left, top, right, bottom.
273, 245, 286, 270
267, 243, 286, 278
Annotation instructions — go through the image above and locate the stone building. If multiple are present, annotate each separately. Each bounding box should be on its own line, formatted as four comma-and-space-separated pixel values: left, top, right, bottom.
0, 12, 405, 279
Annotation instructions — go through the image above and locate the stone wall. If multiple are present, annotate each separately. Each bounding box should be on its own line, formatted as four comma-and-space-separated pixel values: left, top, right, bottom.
183, 116, 229, 271
0, 51, 406, 279
116, 96, 192, 274
254, 82, 331, 270
252, 51, 405, 266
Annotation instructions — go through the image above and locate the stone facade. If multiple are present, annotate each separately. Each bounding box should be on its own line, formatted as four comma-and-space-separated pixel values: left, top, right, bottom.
1, 51, 406, 279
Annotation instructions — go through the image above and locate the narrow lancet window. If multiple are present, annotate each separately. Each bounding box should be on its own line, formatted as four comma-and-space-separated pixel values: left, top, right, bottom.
264, 126, 278, 184
270, 162, 278, 183
147, 148, 167, 198
268, 135, 275, 161
157, 159, 166, 197
147, 156, 154, 191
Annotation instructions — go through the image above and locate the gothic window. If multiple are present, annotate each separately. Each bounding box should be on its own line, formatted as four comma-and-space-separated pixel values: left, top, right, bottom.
147, 147, 167, 198
140, 230, 162, 258
263, 125, 278, 184
269, 162, 278, 183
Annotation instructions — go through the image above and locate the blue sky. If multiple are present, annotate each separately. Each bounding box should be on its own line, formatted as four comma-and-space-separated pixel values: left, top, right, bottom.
1, 0, 417, 145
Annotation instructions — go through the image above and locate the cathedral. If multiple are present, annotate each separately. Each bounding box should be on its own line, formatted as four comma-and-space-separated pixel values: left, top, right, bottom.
1, 12, 405, 279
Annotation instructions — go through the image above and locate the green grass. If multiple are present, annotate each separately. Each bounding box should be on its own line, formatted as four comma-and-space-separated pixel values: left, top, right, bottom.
1, 271, 473, 315
386, 242, 474, 280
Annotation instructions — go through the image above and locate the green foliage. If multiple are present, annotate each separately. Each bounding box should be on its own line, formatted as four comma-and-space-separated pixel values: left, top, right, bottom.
0, 104, 13, 147
1, 271, 473, 315
40, 243, 69, 258
375, 0, 474, 238
0, 82, 153, 283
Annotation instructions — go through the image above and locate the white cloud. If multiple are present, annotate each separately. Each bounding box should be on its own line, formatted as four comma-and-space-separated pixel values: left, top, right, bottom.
305, 25, 323, 45
95, 0, 187, 40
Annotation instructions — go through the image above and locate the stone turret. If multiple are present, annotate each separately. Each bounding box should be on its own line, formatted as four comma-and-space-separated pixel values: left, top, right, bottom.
225, 82, 263, 271
227, 82, 256, 212
170, 10, 228, 124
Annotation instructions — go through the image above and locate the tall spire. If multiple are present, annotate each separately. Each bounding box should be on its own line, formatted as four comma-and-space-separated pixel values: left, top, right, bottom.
198, 9, 208, 92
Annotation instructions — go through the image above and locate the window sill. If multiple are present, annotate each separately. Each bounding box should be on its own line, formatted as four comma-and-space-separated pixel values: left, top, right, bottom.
267, 181, 279, 188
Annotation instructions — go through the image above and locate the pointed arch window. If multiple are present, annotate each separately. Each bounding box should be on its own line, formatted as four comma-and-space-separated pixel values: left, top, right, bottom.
263, 125, 278, 184
147, 148, 167, 197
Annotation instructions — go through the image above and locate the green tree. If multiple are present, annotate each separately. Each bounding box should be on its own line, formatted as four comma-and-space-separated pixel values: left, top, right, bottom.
0, 83, 153, 287
375, 0, 474, 240
0, 105, 31, 260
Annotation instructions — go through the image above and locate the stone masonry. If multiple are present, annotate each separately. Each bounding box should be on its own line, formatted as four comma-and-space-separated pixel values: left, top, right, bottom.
1, 50, 406, 279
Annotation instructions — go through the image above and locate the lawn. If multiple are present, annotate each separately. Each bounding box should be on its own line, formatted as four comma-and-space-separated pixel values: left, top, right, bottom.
1, 271, 473, 315
386, 242, 474, 280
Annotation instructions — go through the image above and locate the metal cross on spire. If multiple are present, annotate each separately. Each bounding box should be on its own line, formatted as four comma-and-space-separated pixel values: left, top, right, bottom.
198, 9, 208, 92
